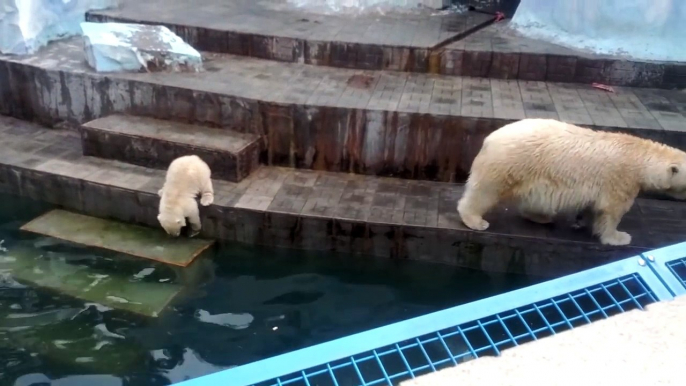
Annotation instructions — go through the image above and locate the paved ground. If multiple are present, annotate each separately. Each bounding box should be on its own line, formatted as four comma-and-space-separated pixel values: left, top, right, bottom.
403, 295, 686, 386
89, 0, 483, 48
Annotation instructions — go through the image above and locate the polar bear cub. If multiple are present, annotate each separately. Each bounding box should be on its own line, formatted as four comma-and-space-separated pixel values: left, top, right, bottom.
457, 119, 686, 246
157, 155, 214, 237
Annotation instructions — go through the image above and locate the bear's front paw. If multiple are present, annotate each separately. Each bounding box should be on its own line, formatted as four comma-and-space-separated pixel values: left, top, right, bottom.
200, 193, 214, 206
600, 231, 632, 246
460, 215, 490, 231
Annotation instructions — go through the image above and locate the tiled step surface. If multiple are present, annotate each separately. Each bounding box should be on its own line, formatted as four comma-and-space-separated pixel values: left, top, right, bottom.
1, 39, 686, 183
81, 115, 261, 182
3, 116, 686, 278
84, 0, 686, 89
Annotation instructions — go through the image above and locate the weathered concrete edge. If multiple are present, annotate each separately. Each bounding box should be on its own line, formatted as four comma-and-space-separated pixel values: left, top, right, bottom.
0, 159, 645, 278
85, 12, 686, 89
2, 60, 684, 185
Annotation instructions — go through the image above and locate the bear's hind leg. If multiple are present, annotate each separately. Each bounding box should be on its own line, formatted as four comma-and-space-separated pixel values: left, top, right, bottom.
571, 207, 593, 230
457, 179, 501, 231
186, 202, 202, 238
199, 177, 214, 206
591, 200, 634, 246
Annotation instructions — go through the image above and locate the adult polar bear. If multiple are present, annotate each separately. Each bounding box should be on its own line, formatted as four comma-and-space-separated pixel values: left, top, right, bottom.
457, 119, 686, 246
157, 155, 214, 237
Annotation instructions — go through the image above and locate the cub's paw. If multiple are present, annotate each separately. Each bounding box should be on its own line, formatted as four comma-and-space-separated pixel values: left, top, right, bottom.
200, 193, 214, 206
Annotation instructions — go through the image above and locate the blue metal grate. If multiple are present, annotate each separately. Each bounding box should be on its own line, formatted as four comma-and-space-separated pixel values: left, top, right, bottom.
253, 273, 656, 386
666, 257, 686, 290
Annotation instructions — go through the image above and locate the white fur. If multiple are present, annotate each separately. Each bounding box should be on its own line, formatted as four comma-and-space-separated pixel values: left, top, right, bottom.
457, 119, 686, 246
157, 155, 214, 237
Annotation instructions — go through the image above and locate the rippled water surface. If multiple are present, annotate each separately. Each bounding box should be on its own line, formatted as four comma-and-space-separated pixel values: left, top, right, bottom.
0, 193, 542, 385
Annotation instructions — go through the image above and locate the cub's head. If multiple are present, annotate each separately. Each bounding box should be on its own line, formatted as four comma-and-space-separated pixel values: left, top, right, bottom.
663, 162, 686, 200
157, 212, 186, 237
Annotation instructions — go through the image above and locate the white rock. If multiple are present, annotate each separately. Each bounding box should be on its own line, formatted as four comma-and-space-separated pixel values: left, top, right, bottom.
0, 0, 118, 55
80, 22, 203, 73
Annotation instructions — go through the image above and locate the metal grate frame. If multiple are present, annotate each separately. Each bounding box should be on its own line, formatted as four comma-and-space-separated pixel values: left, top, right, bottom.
640, 242, 686, 297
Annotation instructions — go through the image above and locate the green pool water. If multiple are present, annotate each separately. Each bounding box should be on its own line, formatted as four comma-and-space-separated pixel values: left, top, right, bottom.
0, 193, 543, 385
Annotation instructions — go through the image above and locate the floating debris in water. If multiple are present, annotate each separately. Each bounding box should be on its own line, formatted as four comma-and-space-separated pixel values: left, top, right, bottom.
83, 302, 114, 313
94, 341, 111, 350
75, 357, 95, 363
106, 296, 129, 304
53, 340, 72, 349
133, 267, 155, 280
94, 323, 125, 340
85, 274, 109, 291
195, 309, 254, 330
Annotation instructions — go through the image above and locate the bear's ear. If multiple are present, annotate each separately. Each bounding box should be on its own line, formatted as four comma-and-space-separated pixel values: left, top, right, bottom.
671, 165, 679, 175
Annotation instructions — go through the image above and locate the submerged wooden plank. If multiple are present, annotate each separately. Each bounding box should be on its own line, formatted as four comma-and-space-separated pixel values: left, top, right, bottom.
20, 209, 214, 267
0, 246, 181, 317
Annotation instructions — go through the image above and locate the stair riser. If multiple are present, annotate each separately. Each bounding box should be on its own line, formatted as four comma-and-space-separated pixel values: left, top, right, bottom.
81, 128, 259, 182
3, 62, 686, 184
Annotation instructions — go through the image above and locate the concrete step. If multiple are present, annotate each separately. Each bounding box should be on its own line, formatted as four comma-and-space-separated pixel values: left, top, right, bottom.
85, 0, 495, 74
83, 0, 686, 89
1, 39, 686, 183
3, 116, 686, 278
81, 115, 261, 182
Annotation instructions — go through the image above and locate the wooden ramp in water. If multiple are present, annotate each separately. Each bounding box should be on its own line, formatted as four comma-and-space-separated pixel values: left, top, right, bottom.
20, 209, 215, 267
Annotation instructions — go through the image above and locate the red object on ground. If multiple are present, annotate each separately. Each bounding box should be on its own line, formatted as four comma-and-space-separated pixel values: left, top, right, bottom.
495, 12, 505, 22
591, 83, 615, 93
